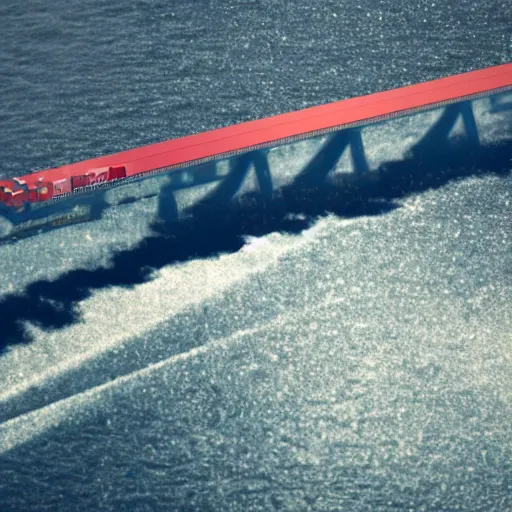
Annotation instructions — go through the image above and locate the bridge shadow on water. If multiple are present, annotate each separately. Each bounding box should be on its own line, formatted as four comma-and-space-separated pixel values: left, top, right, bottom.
0, 139, 511, 352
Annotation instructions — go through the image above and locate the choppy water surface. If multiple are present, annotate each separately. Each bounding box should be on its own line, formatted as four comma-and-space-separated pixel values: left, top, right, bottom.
0, 0, 511, 510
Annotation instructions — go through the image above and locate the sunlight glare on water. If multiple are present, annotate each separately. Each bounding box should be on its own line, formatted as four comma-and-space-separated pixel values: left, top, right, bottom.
0, 0, 511, 509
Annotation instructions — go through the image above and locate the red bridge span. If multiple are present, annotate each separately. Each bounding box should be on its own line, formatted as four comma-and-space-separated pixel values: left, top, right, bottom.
0, 62, 511, 239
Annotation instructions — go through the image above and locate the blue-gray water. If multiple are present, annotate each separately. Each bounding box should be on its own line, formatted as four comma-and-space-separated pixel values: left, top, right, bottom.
0, 0, 511, 510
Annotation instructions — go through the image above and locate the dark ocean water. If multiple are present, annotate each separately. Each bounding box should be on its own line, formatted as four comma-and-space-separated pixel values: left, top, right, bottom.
0, 0, 511, 511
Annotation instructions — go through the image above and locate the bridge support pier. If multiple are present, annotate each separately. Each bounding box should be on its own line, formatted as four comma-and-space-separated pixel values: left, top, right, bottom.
204, 150, 273, 204
295, 127, 369, 187
411, 101, 480, 158
157, 181, 179, 222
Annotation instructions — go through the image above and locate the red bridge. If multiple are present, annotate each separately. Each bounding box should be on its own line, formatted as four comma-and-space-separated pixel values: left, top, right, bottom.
0, 63, 511, 239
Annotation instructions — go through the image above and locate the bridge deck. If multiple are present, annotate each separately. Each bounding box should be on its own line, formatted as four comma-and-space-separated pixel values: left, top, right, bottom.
21, 63, 512, 188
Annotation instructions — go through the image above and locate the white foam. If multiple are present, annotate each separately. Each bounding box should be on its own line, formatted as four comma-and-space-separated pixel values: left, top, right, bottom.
0, 282, 361, 455
0, 214, 360, 407
0, 323, 261, 454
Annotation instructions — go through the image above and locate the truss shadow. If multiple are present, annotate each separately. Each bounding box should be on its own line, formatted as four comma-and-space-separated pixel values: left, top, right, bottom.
0, 139, 510, 352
